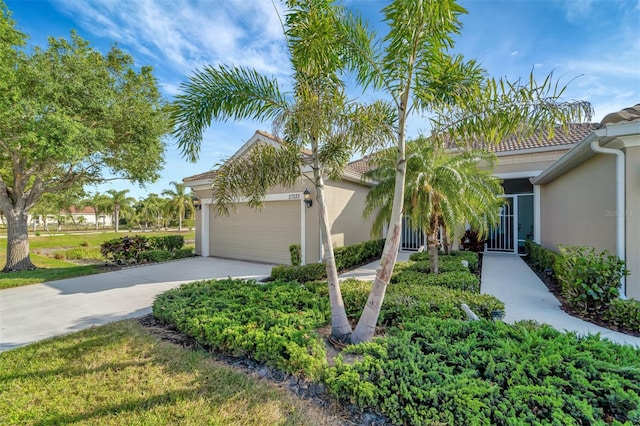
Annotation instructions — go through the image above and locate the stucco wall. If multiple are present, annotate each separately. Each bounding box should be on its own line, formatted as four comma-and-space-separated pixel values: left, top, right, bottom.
493, 149, 570, 175
625, 146, 640, 300
539, 154, 617, 254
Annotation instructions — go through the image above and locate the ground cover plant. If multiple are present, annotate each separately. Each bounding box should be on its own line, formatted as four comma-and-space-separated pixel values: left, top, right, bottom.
0, 320, 337, 426
0, 231, 195, 289
153, 250, 640, 425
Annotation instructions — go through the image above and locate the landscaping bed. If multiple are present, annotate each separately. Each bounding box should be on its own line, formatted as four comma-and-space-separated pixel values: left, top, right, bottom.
151, 250, 640, 425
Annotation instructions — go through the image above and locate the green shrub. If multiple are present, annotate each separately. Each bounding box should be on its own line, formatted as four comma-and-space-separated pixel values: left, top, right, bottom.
556, 245, 627, 314
140, 250, 173, 263
173, 247, 194, 259
391, 270, 480, 293
604, 298, 640, 332
153, 279, 329, 379
333, 239, 385, 271
409, 251, 479, 272
271, 263, 326, 283
324, 317, 640, 425
270, 239, 385, 282
338, 279, 502, 324
100, 235, 150, 264
525, 240, 560, 274
63, 247, 103, 260
289, 244, 302, 266
149, 235, 184, 251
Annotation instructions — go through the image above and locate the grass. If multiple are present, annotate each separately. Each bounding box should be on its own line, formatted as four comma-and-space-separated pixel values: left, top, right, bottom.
0, 320, 337, 426
0, 230, 195, 289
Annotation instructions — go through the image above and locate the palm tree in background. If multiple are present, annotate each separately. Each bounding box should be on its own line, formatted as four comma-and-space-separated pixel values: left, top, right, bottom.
365, 137, 504, 273
162, 182, 193, 231
106, 189, 134, 232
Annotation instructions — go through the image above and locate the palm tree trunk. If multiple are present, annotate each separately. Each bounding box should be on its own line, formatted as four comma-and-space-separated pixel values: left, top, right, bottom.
352, 110, 408, 344
314, 167, 352, 340
428, 214, 439, 274
3, 207, 36, 272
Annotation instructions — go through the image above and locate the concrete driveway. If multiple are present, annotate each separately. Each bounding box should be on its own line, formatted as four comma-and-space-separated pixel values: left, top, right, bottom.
0, 257, 274, 352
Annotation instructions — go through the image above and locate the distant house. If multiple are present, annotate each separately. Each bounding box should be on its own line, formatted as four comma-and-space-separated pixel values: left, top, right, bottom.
184, 104, 639, 300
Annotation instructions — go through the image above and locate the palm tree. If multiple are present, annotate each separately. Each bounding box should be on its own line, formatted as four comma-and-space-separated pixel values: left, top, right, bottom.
171, 0, 392, 341
106, 189, 134, 232
85, 192, 111, 230
162, 182, 193, 232
345, 0, 592, 343
365, 138, 504, 273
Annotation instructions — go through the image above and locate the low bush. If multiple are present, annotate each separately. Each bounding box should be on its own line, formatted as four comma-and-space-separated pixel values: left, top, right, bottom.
62, 247, 103, 260
153, 279, 329, 379
604, 298, 640, 333
556, 245, 627, 314
173, 247, 194, 259
140, 250, 173, 263
525, 240, 560, 274
271, 239, 385, 282
408, 251, 479, 272
100, 235, 150, 264
324, 317, 640, 425
149, 235, 184, 251
289, 244, 302, 266
271, 263, 326, 283
391, 270, 480, 293
336, 279, 501, 324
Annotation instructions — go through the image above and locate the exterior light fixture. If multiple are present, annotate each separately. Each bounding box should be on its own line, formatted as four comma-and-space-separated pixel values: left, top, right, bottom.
193, 197, 201, 210
303, 189, 313, 208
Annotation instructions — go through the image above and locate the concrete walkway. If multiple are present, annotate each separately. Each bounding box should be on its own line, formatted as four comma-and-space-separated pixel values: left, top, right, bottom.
0, 257, 273, 352
481, 252, 640, 347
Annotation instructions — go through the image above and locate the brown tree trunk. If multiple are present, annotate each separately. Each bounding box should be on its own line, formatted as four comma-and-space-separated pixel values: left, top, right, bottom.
428, 214, 439, 274
3, 207, 36, 272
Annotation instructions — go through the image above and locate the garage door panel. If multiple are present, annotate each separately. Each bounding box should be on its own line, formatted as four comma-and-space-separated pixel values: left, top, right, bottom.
210, 201, 300, 264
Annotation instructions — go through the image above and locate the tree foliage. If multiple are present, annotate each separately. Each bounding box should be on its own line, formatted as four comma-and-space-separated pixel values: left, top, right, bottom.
0, 1, 169, 271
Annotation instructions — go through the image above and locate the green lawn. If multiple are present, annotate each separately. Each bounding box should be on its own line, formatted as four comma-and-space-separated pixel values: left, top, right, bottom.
0, 230, 195, 289
0, 320, 336, 426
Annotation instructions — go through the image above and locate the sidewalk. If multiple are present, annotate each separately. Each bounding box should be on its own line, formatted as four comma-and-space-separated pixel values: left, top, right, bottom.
481, 252, 640, 347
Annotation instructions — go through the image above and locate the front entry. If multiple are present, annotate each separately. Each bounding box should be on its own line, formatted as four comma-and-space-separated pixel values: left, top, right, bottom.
486, 193, 533, 254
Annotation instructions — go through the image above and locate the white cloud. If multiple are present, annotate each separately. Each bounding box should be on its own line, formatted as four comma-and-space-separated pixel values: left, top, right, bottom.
510, 50, 519, 56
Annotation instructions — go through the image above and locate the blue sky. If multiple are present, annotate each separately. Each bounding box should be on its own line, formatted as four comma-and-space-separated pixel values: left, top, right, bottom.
5, 0, 640, 199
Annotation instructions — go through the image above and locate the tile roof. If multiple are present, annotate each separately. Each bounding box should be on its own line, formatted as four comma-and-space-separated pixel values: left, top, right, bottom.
452, 123, 597, 153
183, 170, 217, 182
599, 103, 640, 126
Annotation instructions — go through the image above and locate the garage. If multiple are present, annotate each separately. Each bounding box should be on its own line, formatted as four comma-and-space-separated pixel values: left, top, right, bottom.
209, 200, 301, 264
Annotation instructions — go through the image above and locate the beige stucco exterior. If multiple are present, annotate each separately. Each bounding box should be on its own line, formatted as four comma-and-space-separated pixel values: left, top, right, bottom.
539, 154, 617, 253
493, 148, 571, 175
625, 145, 640, 299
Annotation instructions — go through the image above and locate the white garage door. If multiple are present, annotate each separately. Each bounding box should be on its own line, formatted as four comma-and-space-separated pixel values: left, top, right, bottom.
210, 201, 301, 264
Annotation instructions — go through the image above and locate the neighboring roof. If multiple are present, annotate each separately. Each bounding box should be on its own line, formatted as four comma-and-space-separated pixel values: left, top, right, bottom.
600, 103, 640, 126
64, 206, 96, 215
532, 104, 640, 185
183, 170, 217, 183
452, 123, 597, 154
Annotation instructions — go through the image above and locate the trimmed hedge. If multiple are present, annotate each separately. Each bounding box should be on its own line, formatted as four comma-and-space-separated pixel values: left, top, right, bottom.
524, 239, 560, 274
149, 235, 184, 251
271, 239, 385, 282
100, 235, 189, 265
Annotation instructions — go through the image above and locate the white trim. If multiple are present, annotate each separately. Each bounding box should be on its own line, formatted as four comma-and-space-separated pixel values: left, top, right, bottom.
201, 205, 210, 257
494, 171, 542, 179
533, 185, 541, 244
300, 200, 306, 265
184, 180, 214, 189
201, 192, 301, 204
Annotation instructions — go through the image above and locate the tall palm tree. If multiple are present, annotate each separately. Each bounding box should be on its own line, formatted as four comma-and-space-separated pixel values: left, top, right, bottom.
85, 192, 111, 230
171, 0, 393, 341
106, 189, 134, 232
162, 182, 193, 232
365, 137, 504, 273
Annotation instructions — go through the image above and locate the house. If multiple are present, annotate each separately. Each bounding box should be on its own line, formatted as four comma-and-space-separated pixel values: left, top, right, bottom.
532, 104, 640, 300
184, 131, 379, 265
185, 105, 639, 299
